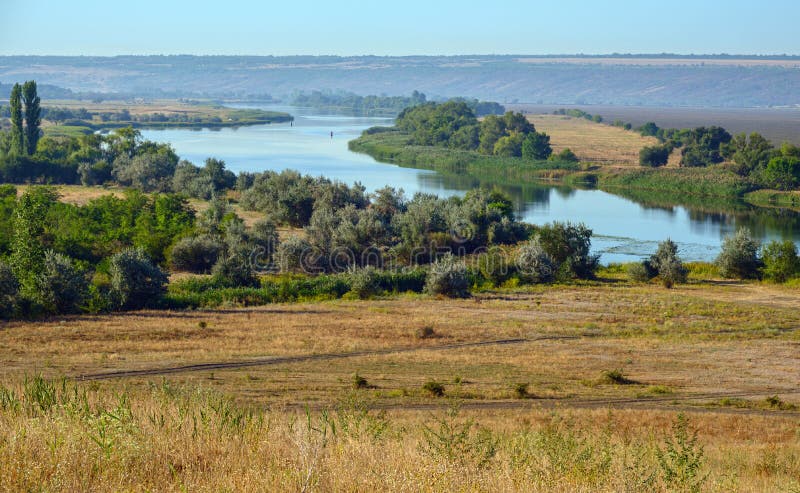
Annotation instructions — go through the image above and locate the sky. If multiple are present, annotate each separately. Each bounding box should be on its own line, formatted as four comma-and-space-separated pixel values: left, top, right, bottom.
2, 0, 799, 56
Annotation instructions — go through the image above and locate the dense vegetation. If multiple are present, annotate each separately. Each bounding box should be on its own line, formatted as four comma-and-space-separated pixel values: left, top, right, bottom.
395, 102, 552, 159
636, 121, 800, 190
291, 90, 505, 117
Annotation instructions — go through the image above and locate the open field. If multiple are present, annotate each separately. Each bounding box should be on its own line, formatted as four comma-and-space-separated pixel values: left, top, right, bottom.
513, 104, 800, 145
526, 115, 664, 166
1, 279, 800, 490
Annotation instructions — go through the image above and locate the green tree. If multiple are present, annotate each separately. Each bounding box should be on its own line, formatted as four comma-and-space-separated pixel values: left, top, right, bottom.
9, 83, 24, 155
492, 133, 524, 157
639, 145, 671, 167
760, 240, 799, 283
715, 228, 761, 279
521, 132, 552, 160
21, 81, 42, 155
478, 115, 506, 155
728, 132, 773, 176
762, 155, 800, 190
10, 187, 58, 293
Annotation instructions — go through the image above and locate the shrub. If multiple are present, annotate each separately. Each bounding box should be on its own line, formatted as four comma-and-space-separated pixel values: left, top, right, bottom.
425, 254, 470, 298
109, 248, 168, 309
515, 238, 556, 284
715, 228, 761, 279
352, 373, 369, 389
626, 262, 654, 283
760, 240, 800, 283
169, 235, 224, 273
513, 383, 530, 399
274, 235, 316, 273
649, 239, 688, 288
535, 222, 599, 280
211, 253, 259, 288
656, 414, 706, 492
415, 326, 437, 339
33, 251, 88, 314
478, 248, 512, 286
639, 145, 671, 167
423, 380, 446, 397
0, 261, 19, 318
348, 266, 382, 299
599, 369, 634, 385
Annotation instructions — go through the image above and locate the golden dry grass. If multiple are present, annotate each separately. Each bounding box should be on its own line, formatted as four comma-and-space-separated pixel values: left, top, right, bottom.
2, 280, 800, 491
525, 114, 664, 167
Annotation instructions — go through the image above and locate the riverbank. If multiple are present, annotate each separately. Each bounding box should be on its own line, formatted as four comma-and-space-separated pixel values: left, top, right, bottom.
349, 130, 782, 202
41, 100, 293, 137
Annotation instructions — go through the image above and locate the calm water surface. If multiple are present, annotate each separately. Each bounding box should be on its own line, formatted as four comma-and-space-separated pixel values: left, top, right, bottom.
142, 106, 800, 263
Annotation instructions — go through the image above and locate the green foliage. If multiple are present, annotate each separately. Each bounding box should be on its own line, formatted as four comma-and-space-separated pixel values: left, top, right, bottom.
0, 261, 19, 318
397, 101, 479, 147
347, 266, 383, 299
760, 240, 800, 283
10, 187, 57, 294
425, 254, 470, 298
639, 145, 671, 167
649, 239, 688, 288
211, 253, 259, 288
553, 148, 579, 163
626, 262, 653, 283
422, 380, 446, 397
22, 81, 42, 155
515, 237, 556, 284
33, 250, 88, 314
762, 155, 800, 190
656, 414, 707, 493
728, 132, 773, 176
535, 222, 599, 280
9, 83, 24, 155
522, 132, 552, 160
292, 90, 430, 117
109, 248, 168, 310
477, 247, 512, 286
715, 228, 761, 279
421, 403, 497, 466
169, 235, 224, 273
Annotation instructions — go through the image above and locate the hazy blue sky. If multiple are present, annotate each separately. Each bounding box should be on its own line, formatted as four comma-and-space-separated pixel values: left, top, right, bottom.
2, 0, 798, 56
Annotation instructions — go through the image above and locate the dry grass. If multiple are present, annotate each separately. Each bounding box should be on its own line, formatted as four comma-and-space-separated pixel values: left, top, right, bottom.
525, 114, 661, 166
2, 280, 800, 490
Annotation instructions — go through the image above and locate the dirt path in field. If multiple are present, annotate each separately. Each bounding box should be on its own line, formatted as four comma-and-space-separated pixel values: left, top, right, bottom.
73, 334, 800, 418
73, 335, 577, 381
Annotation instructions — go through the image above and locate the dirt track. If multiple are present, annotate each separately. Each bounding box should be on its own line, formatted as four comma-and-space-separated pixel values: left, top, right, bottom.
73, 335, 800, 418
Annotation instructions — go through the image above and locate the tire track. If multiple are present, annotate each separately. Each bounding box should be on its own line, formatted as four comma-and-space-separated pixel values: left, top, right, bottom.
74, 335, 577, 381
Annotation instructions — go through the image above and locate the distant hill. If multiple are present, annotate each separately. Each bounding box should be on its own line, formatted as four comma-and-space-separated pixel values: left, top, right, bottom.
1, 55, 800, 107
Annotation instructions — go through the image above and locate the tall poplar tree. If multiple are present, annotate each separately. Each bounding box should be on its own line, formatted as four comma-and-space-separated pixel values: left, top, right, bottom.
9, 83, 24, 155
22, 80, 41, 155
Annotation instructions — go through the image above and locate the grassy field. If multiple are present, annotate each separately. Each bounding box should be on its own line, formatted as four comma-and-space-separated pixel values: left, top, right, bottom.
513, 104, 800, 145
1, 277, 799, 491
526, 114, 664, 167
40, 99, 292, 136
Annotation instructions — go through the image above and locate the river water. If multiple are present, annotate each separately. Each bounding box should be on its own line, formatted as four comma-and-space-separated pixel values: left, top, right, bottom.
141, 106, 800, 263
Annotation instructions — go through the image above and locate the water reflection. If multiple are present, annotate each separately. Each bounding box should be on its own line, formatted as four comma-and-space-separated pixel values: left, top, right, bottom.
141, 106, 800, 264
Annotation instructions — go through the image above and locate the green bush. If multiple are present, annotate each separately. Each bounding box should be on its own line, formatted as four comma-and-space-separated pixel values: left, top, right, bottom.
347, 266, 382, 299
760, 240, 800, 283
626, 262, 653, 283
423, 380, 446, 397
535, 222, 599, 280
109, 248, 168, 309
0, 261, 19, 318
425, 255, 470, 298
515, 238, 556, 284
639, 145, 671, 167
649, 239, 688, 288
169, 235, 224, 273
715, 228, 761, 279
211, 253, 259, 288
33, 250, 88, 314
478, 248, 512, 286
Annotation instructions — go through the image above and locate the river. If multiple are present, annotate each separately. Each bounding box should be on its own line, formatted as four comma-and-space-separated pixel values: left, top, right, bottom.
141, 106, 800, 264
